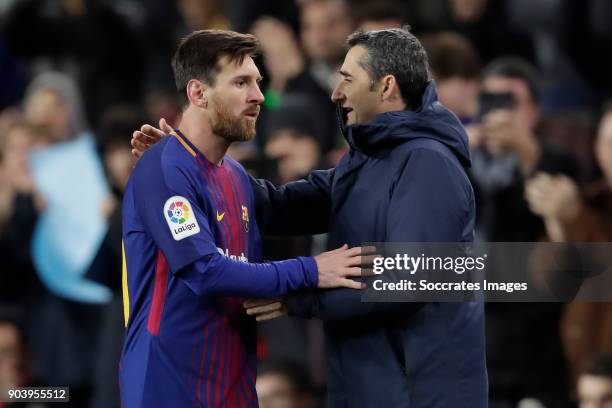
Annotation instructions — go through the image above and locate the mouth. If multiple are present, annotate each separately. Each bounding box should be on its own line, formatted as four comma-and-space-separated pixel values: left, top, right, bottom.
342, 106, 353, 121
243, 110, 259, 120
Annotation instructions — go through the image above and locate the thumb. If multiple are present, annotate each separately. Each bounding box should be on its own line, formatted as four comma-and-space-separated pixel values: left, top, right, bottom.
159, 118, 173, 133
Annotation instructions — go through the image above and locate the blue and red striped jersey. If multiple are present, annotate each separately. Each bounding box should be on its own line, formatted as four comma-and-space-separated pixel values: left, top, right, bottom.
120, 130, 265, 408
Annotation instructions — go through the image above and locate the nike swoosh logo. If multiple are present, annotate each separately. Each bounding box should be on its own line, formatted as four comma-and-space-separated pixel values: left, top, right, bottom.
216, 211, 225, 222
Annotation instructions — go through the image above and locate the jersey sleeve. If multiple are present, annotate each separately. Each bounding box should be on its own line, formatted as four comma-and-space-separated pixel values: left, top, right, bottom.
132, 158, 219, 274
178, 253, 318, 297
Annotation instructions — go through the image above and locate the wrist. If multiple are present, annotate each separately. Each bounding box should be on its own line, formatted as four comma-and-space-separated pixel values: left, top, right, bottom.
544, 216, 566, 242
515, 135, 540, 176
298, 256, 319, 288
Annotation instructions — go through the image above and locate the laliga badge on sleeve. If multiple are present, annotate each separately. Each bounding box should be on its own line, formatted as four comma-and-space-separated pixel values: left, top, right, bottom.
164, 195, 200, 241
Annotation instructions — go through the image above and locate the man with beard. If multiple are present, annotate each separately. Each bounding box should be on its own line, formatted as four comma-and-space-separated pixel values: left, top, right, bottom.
120, 30, 367, 408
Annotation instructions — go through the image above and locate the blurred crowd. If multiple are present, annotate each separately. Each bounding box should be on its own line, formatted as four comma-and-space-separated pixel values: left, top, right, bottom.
1, 0, 612, 407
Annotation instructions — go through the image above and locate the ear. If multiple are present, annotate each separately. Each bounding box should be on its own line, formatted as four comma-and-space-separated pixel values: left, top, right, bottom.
380, 75, 400, 103
186, 79, 208, 109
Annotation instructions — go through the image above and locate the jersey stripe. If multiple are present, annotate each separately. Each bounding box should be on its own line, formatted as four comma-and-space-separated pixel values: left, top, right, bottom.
206, 318, 221, 406
225, 166, 246, 258
197, 320, 211, 407
146, 250, 169, 336
216, 318, 228, 403
121, 241, 130, 327
172, 131, 197, 157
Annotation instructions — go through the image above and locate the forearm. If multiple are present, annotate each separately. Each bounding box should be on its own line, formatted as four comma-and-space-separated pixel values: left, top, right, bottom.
178, 253, 318, 298
544, 217, 566, 242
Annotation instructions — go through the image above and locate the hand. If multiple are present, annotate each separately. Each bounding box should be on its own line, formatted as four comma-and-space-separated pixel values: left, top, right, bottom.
251, 17, 304, 91
243, 298, 287, 322
314, 244, 376, 290
465, 123, 484, 150
525, 173, 581, 222
131, 118, 172, 159
482, 109, 523, 155
482, 109, 539, 173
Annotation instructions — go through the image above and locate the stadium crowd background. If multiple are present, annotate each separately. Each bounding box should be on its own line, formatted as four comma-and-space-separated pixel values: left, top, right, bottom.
1, 0, 612, 407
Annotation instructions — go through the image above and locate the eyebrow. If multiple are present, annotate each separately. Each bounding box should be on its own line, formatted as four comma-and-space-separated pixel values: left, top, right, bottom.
233, 74, 264, 83
339, 70, 352, 78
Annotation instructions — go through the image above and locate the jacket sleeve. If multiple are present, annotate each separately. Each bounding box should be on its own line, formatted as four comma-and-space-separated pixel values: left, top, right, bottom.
250, 169, 334, 235
286, 148, 473, 322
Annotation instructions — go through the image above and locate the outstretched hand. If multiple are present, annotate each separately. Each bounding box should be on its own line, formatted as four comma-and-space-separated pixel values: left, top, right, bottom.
315, 244, 377, 290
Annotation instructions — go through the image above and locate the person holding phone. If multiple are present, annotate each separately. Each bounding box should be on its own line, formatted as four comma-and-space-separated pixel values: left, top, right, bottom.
469, 57, 578, 407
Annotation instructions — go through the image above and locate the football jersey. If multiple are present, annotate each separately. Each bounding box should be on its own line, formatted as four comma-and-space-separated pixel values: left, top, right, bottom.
120, 130, 266, 407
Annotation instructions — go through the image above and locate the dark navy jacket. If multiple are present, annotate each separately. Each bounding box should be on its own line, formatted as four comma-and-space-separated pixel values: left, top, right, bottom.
252, 82, 488, 407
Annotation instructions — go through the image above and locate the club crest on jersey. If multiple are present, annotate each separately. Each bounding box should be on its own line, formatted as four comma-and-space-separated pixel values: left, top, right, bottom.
241, 205, 249, 232
164, 196, 200, 240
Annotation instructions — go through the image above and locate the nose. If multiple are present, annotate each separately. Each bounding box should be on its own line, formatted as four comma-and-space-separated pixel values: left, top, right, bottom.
249, 83, 265, 105
331, 85, 344, 104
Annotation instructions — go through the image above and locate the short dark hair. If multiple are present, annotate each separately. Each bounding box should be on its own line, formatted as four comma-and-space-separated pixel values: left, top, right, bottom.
421, 32, 481, 80
171, 29, 260, 103
346, 25, 429, 110
483, 56, 540, 103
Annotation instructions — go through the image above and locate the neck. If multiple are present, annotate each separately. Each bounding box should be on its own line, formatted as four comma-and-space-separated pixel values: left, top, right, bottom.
177, 106, 230, 166
376, 100, 408, 117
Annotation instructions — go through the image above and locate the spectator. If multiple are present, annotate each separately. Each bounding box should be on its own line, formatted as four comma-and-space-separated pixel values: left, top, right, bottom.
21, 72, 110, 407
422, 31, 481, 125
87, 105, 144, 408
0, 309, 49, 408
470, 57, 576, 406
23, 72, 88, 143
0, 121, 47, 304
143, 0, 231, 95
264, 95, 326, 184
577, 355, 612, 408
525, 102, 612, 385
470, 57, 577, 241
409, 0, 536, 64
252, 0, 356, 152
3, 0, 146, 127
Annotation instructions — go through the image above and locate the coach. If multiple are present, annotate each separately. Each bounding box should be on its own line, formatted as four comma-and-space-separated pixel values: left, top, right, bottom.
249, 27, 487, 407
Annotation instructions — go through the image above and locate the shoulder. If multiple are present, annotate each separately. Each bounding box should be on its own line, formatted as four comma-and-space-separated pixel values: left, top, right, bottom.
394, 139, 466, 177
223, 155, 248, 174
392, 141, 474, 201
132, 137, 200, 194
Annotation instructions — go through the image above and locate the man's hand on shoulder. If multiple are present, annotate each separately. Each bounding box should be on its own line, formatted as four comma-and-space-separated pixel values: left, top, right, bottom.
131, 118, 173, 159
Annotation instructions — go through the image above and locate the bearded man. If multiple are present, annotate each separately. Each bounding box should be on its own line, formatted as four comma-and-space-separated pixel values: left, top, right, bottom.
119, 29, 367, 408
